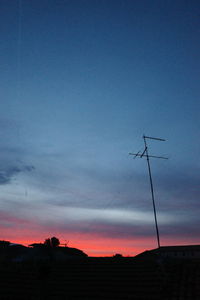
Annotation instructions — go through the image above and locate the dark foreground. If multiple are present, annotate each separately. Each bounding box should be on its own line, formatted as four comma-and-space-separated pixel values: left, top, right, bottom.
1, 257, 200, 300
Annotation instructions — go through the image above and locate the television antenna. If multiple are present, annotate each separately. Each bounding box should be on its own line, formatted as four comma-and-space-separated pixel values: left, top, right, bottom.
129, 135, 168, 248
60, 240, 69, 247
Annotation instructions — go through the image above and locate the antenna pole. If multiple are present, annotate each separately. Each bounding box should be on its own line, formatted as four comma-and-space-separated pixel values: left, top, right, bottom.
143, 136, 160, 248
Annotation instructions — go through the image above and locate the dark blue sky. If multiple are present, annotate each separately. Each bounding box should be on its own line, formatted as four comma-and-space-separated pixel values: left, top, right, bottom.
0, 0, 200, 255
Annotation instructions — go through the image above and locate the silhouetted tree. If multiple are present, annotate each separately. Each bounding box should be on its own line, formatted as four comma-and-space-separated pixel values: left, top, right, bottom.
44, 238, 51, 247
113, 253, 123, 258
51, 237, 60, 247
44, 237, 60, 248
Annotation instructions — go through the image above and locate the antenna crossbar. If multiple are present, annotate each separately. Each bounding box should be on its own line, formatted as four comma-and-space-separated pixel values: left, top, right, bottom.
143, 135, 166, 142
129, 153, 168, 160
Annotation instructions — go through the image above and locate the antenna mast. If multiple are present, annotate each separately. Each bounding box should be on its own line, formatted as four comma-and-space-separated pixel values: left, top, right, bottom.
129, 135, 168, 248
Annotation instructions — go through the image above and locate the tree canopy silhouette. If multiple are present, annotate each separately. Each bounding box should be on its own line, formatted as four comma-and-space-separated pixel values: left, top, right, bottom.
44, 237, 60, 248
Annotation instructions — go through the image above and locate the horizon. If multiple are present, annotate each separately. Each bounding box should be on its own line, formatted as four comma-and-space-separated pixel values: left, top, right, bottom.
0, 0, 200, 257
3, 237, 200, 258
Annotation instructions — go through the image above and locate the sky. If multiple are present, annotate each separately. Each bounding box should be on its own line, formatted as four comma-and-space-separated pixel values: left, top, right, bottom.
0, 0, 199, 256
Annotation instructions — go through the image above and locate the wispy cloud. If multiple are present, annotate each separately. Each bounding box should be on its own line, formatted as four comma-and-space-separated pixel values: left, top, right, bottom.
0, 165, 34, 185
